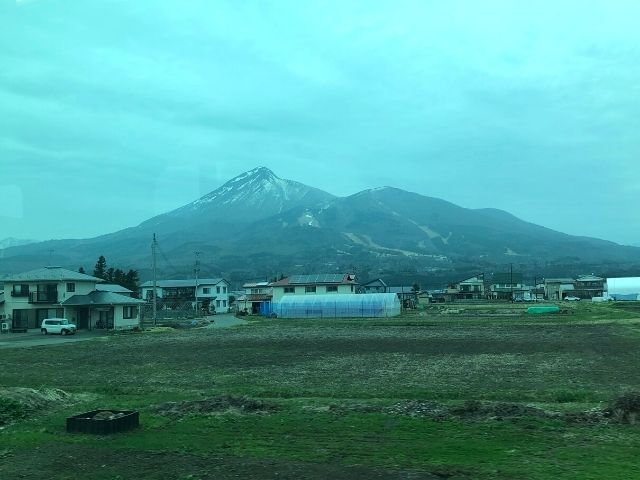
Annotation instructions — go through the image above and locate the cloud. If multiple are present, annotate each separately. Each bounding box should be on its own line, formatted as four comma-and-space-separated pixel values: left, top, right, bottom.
0, 0, 639, 243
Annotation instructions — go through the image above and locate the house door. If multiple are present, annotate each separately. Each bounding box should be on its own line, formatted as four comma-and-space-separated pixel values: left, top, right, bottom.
77, 308, 90, 329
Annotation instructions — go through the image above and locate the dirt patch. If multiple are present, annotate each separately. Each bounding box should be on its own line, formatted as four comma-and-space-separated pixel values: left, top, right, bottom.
150, 395, 279, 416
331, 399, 613, 425
0, 388, 72, 427
0, 443, 451, 480
607, 391, 640, 424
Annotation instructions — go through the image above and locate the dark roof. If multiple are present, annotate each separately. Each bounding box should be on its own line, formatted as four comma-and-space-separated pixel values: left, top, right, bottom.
271, 274, 357, 286
387, 286, 416, 294
61, 291, 145, 306
492, 273, 523, 284
247, 294, 272, 301
95, 284, 133, 293
362, 279, 388, 288
140, 278, 227, 288
4, 266, 103, 283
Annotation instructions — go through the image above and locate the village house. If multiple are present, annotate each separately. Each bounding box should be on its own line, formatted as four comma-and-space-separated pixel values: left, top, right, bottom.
543, 278, 575, 300
0, 266, 143, 331
490, 273, 529, 300
139, 278, 231, 314
572, 275, 605, 299
441, 274, 485, 301
270, 274, 358, 302
235, 281, 273, 315
361, 279, 418, 305
361, 278, 388, 293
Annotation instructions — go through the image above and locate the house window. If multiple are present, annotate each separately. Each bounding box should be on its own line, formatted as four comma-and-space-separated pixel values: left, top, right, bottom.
216, 286, 221, 294
203, 287, 210, 294
305, 286, 316, 293
327, 285, 338, 292
67, 283, 75, 293
123, 306, 137, 319
11, 284, 29, 297
223, 286, 227, 293
350, 285, 354, 292
284, 287, 295, 293
216, 300, 221, 307
223, 300, 227, 307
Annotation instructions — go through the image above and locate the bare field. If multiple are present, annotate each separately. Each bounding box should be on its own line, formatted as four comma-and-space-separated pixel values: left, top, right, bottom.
1, 301, 640, 479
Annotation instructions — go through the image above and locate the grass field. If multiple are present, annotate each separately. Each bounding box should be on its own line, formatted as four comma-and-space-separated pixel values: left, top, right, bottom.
1, 302, 640, 479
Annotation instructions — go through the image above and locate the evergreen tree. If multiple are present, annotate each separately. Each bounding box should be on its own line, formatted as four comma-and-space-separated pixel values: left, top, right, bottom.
113, 269, 125, 287
78, 267, 86, 274
93, 256, 107, 280
124, 270, 140, 292
125, 269, 140, 296
105, 267, 115, 283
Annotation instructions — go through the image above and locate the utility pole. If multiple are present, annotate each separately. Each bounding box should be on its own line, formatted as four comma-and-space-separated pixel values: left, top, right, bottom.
510, 263, 514, 302
194, 251, 201, 316
152, 234, 158, 326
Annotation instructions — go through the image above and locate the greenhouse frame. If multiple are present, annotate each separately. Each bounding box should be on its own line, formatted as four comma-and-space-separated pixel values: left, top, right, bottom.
272, 293, 401, 319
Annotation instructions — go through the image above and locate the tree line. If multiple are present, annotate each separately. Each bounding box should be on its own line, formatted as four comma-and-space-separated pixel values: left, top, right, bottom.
78, 255, 140, 293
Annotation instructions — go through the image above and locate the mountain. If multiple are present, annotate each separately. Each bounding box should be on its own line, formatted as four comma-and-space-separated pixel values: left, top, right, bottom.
1, 167, 639, 284
0, 238, 36, 250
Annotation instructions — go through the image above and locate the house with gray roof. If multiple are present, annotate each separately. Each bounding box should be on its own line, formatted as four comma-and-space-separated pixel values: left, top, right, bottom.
0, 266, 142, 331
139, 278, 230, 314
95, 283, 134, 296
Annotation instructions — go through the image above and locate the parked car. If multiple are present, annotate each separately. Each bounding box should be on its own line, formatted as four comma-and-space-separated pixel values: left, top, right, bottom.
41, 318, 77, 335
564, 296, 581, 301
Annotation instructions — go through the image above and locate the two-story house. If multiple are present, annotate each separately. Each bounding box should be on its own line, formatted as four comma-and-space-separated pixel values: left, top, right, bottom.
361, 279, 388, 293
444, 274, 485, 301
543, 278, 576, 300
235, 281, 273, 315
0, 266, 143, 331
572, 275, 605, 299
139, 278, 231, 314
490, 273, 528, 300
270, 274, 358, 302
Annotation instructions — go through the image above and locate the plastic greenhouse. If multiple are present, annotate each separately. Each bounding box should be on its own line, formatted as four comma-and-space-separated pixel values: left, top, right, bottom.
272, 293, 401, 319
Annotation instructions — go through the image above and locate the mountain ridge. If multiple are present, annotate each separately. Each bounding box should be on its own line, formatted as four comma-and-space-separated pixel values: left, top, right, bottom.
1, 167, 639, 283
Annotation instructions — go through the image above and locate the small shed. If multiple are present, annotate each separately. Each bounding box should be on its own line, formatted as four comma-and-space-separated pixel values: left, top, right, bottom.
273, 293, 400, 319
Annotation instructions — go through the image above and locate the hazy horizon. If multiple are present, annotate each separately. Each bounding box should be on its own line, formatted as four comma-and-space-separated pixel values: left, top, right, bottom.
1, 1, 639, 245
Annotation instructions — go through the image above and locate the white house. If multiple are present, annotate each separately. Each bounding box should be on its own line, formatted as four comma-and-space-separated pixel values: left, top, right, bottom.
0, 266, 143, 331
139, 278, 231, 314
270, 274, 358, 302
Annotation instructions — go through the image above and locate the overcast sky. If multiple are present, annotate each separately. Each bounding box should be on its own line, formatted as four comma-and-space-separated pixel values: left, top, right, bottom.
1, 0, 639, 245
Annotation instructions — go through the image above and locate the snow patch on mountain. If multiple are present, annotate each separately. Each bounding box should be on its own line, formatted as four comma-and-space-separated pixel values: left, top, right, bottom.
168, 166, 330, 216
297, 210, 320, 228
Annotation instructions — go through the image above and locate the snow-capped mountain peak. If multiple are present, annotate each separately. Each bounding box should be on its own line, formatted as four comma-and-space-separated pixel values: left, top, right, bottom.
167, 167, 335, 221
